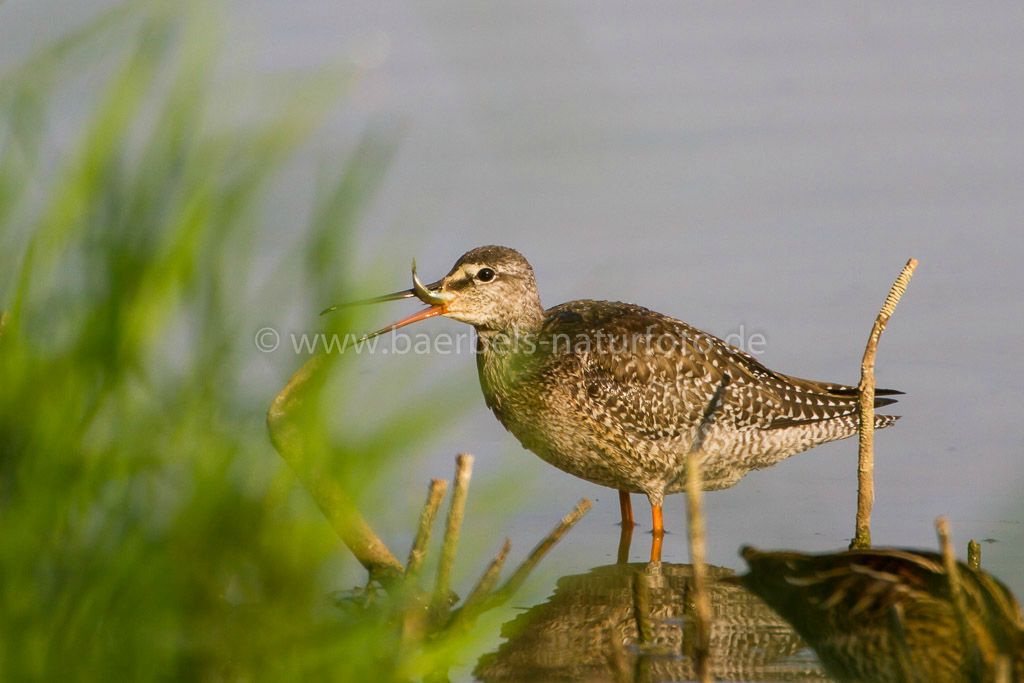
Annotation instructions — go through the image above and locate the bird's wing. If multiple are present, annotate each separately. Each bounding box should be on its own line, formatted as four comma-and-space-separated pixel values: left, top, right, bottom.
542, 301, 734, 442
542, 301, 897, 441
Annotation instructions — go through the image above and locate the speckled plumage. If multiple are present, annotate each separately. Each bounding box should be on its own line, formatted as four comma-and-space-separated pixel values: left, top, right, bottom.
437, 246, 901, 508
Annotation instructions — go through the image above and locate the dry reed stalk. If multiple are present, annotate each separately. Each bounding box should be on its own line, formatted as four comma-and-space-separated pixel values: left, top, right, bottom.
679, 375, 726, 681
852, 258, 917, 549
685, 450, 713, 683
995, 656, 1012, 683
935, 517, 973, 656
407, 479, 448, 577
433, 453, 473, 610
968, 539, 982, 570
489, 498, 592, 605
448, 538, 512, 628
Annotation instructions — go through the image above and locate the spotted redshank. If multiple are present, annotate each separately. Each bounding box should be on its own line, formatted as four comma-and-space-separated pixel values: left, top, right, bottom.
324, 246, 900, 550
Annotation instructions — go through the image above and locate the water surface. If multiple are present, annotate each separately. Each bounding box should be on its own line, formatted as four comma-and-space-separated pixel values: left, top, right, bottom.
4, 2, 1021, 679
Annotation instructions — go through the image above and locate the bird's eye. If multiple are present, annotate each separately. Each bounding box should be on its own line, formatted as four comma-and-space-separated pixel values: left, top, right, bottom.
476, 267, 495, 282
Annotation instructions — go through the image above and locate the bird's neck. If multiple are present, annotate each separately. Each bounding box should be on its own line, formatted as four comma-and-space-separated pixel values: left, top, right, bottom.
472, 296, 545, 407
475, 327, 537, 415
474, 307, 545, 395
474, 297, 545, 340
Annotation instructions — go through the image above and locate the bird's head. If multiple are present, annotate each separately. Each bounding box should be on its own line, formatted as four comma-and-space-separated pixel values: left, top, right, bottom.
322, 245, 543, 338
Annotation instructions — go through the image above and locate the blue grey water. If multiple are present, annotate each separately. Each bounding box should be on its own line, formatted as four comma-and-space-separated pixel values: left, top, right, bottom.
4, 0, 1023, 675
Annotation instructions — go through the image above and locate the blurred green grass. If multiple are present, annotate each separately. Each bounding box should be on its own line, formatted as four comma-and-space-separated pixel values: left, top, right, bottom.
0, 4, 476, 680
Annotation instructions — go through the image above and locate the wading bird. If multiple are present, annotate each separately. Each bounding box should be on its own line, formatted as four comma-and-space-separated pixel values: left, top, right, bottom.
324, 246, 900, 559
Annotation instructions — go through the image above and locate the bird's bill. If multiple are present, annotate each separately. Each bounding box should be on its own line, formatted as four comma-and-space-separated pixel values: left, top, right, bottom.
319, 287, 421, 316
359, 304, 447, 341
319, 259, 452, 316
320, 258, 455, 340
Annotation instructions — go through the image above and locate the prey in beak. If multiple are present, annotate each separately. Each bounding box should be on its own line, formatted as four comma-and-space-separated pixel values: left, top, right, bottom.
320, 260, 454, 340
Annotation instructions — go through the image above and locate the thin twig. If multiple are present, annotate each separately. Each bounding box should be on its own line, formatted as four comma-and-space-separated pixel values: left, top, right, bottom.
0, 310, 8, 340
433, 453, 473, 610
267, 354, 404, 584
852, 258, 917, 549
685, 451, 713, 683
680, 374, 725, 682
936, 517, 974, 659
407, 479, 448, 577
462, 538, 512, 609
488, 498, 592, 605
967, 539, 982, 570
448, 538, 512, 628
688, 375, 729, 455
994, 656, 1012, 683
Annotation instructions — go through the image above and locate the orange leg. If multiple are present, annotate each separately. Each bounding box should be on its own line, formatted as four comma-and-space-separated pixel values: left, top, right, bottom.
650, 504, 664, 563
651, 504, 664, 535
618, 490, 635, 527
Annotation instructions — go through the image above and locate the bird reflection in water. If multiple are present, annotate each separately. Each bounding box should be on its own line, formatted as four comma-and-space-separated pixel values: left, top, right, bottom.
735, 546, 1024, 683
475, 559, 827, 682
